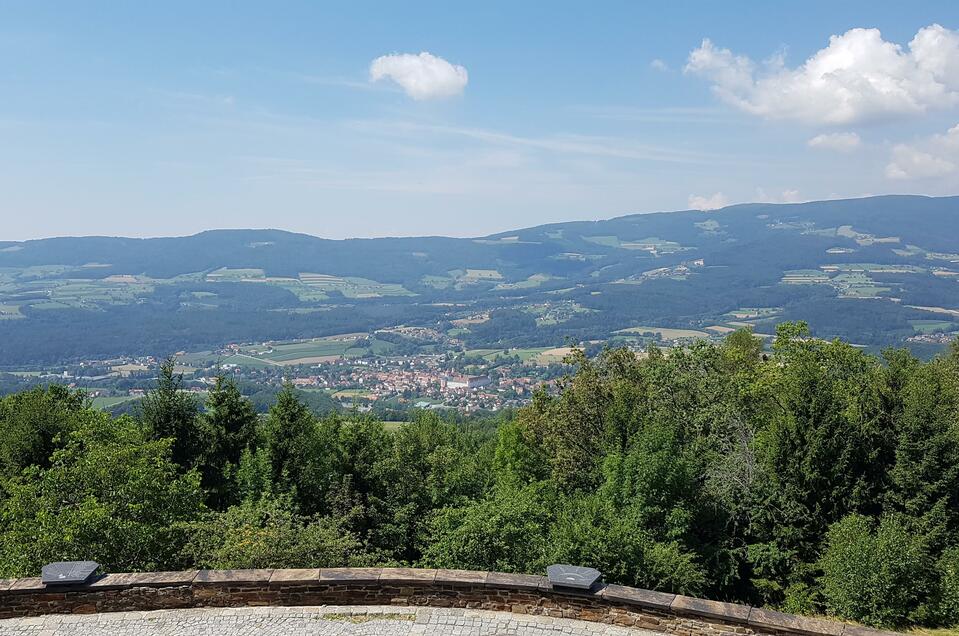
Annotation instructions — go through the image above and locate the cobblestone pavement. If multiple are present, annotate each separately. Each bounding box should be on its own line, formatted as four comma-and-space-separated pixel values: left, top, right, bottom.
0, 605, 659, 636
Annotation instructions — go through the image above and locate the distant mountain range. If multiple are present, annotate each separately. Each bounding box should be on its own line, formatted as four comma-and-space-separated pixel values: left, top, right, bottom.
2, 194, 959, 365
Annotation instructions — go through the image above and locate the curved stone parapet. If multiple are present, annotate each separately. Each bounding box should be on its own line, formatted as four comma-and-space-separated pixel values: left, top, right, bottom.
0, 568, 901, 636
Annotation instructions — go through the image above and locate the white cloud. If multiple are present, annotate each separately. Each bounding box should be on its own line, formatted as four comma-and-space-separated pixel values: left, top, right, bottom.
807, 132, 861, 152
369, 51, 468, 100
685, 24, 959, 124
755, 188, 803, 203
886, 124, 959, 179
782, 189, 802, 203
688, 192, 729, 210
650, 59, 670, 72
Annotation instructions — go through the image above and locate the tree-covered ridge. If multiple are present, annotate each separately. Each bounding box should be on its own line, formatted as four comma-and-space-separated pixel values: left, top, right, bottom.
3, 195, 959, 365
0, 326, 957, 630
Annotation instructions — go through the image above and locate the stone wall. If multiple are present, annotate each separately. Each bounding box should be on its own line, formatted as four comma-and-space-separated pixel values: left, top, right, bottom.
0, 568, 899, 636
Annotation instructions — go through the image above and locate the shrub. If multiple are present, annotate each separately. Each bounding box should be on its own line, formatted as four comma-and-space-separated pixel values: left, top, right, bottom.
181, 494, 361, 569
819, 514, 929, 627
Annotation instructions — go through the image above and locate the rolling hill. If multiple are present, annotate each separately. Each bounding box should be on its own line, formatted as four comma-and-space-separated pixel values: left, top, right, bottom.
2, 195, 959, 365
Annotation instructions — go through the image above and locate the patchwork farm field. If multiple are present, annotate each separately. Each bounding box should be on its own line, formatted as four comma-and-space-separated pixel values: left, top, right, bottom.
521, 301, 593, 326
781, 270, 831, 284
726, 307, 783, 320
464, 346, 575, 365
705, 325, 737, 334
207, 269, 414, 300
182, 334, 398, 368
91, 395, 138, 409
461, 269, 503, 280
616, 326, 712, 340
494, 273, 556, 290
0, 275, 156, 311
780, 267, 898, 298
909, 319, 958, 334
0, 304, 23, 319
831, 273, 890, 298
908, 306, 959, 318
422, 268, 514, 290
821, 263, 926, 274
582, 235, 687, 255
0, 263, 417, 317
298, 273, 414, 298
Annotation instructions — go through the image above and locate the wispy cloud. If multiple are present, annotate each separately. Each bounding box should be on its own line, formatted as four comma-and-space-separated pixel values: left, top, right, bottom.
807, 132, 861, 152
287, 72, 386, 92
346, 119, 727, 164
243, 160, 473, 194
237, 150, 630, 199
151, 89, 238, 108
571, 105, 745, 125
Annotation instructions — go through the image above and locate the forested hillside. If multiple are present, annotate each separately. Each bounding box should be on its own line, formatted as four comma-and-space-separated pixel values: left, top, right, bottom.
1, 325, 957, 630
3, 195, 959, 364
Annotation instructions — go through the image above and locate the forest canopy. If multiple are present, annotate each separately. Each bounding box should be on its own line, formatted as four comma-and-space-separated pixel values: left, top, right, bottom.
0, 324, 957, 630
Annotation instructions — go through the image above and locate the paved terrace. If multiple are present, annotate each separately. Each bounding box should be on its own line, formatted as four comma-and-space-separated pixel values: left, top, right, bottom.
0, 605, 653, 636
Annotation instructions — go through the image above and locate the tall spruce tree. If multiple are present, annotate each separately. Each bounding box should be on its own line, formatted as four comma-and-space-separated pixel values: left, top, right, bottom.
201, 376, 259, 508
140, 358, 205, 469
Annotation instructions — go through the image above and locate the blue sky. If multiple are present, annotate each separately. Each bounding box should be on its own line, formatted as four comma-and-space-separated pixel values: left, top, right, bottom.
3, 1, 959, 240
